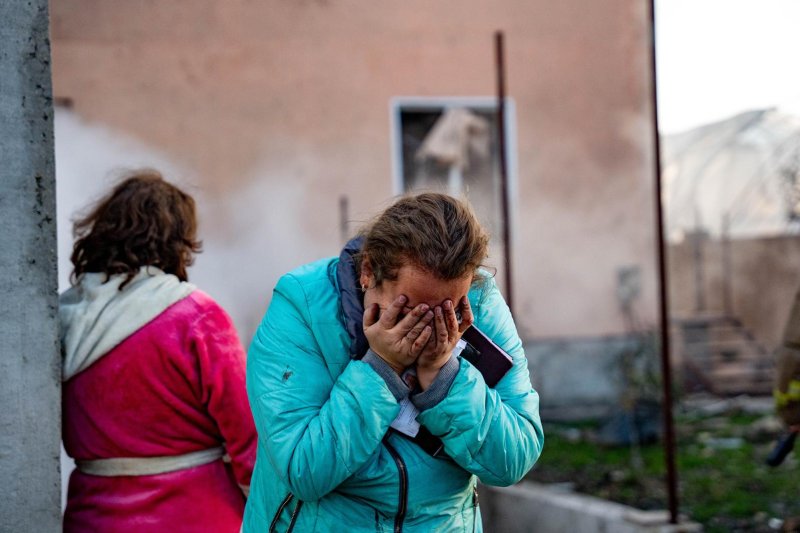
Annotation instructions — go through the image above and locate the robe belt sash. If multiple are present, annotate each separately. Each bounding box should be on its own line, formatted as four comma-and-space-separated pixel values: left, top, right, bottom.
75, 446, 225, 477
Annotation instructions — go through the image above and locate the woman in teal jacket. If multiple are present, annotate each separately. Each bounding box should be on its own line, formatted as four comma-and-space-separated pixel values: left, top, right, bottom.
244, 193, 544, 532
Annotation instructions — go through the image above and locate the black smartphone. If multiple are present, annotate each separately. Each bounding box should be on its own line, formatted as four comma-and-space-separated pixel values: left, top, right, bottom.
459, 325, 514, 387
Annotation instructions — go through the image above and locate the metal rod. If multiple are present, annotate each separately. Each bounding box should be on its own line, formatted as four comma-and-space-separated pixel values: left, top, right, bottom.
721, 213, 733, 316
692, 226, 706, 313
339, 195, 349, 245
646, 0, 680, 524
494, 31, 513, 312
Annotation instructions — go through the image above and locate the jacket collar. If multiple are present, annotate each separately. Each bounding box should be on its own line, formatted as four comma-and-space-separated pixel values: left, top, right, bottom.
336, 236, 369, 359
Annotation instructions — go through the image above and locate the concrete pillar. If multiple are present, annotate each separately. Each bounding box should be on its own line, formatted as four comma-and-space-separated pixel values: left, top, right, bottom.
0, 0, 61, 531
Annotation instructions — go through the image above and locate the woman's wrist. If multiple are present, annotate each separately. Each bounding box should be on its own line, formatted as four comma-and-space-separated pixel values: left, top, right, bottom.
416, 362, 445, 390
411, 356, 460, 411
373, 350, 406, 375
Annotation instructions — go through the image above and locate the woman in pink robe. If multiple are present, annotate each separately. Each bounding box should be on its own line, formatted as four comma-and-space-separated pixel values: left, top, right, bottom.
60, 171, 256, 532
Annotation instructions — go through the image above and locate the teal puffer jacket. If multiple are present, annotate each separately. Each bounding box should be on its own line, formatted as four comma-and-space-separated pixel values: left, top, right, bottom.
243, 257, 544, 532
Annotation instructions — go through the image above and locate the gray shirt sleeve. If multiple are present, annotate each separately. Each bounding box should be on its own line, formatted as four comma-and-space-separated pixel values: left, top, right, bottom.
362, 349, 409, 402
410, 356, 460, 411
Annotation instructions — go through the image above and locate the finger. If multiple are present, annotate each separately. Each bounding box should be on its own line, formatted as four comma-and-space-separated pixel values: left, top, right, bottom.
433, 306, 448, 346
363, 303, 380, 330
378, 295, 407, 327
395, 303, 431, 334
458, 296, 474, 333
443, 299, 460, 339
404, 310, 434, 341
412, 325, 433, 354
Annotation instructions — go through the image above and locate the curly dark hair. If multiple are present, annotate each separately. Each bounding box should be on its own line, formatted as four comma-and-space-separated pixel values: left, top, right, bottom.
358, 192, 489, 286
70, 170, 202, 289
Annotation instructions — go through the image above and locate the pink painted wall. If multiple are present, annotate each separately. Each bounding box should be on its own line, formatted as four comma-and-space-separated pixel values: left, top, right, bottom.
50, 0, 658, 340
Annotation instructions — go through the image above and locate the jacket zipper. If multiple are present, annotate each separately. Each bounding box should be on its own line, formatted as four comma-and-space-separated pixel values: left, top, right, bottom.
269, 493, 294, 533
472, 484, 479, 533
287, 499, 303, 532
382, 438, 408, 533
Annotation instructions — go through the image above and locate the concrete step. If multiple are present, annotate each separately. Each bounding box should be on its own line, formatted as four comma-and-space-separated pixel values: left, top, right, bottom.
680, 355, 770, 373
480, 482, 701, 533
682, 361, 775, 396
712, 380, 774, 395
705, 366, 774, 395
708, 365, 773, 380
682, 349, 769, 366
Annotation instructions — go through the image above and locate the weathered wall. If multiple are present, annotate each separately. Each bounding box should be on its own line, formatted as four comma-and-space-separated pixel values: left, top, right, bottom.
49, 0, 658, 343
527, 335, 651, 415
0, 0, 61, 530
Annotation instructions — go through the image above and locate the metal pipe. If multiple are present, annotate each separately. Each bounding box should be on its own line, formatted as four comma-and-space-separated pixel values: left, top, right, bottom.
721, 213, 733, 316
692, 225, 706, 313
339, 195, 350, 245
646, 0, 680, 524
494, 31, 513, 313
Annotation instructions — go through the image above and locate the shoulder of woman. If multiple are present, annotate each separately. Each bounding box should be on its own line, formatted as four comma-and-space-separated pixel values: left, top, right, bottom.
182, 288, 225, 313
181, 289, 238, 328
275, 258, 339, 301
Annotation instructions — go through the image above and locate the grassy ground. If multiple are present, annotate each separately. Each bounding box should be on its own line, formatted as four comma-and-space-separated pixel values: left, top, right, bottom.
527, 412, 800, 532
